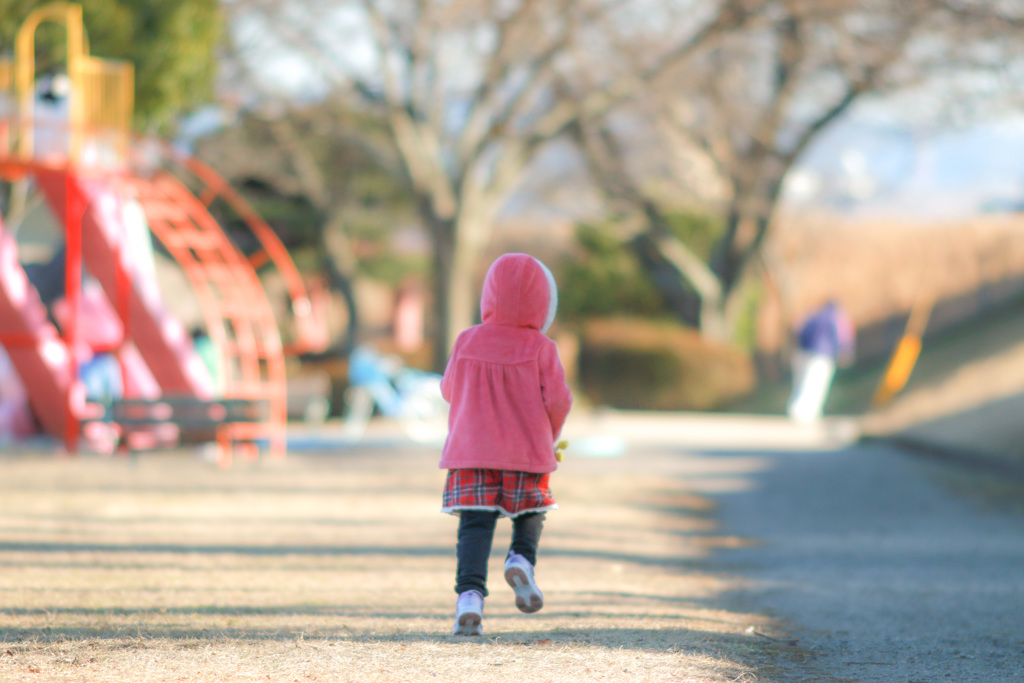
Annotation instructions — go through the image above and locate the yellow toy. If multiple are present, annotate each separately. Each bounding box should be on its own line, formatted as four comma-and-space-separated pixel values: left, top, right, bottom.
555, 440, 569, 462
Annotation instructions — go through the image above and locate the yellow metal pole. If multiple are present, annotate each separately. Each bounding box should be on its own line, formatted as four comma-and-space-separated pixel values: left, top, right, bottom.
65, 4, 84, 164
15, 3, 87, 161
0, 60, 11, 155
872, 290, 934, 408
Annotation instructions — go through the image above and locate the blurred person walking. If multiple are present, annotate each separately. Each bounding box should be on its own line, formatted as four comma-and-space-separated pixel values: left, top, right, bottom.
787, 300, 855, 423
439, 253, 573, 636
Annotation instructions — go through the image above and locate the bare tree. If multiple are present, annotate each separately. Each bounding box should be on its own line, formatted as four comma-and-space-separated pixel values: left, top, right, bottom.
224, 0, 761, 369
213, 26, 430, 356
574, 0, 1024, 341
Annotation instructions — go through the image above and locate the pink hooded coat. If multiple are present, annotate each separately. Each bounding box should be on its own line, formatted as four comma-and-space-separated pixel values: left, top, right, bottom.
439, 254, 573, 474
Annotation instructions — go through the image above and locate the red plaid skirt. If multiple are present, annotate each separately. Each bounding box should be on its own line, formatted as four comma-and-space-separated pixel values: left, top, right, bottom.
442, 469, 557, 518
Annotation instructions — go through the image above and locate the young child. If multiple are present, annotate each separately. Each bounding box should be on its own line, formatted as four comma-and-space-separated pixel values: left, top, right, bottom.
439, 253, 573, 636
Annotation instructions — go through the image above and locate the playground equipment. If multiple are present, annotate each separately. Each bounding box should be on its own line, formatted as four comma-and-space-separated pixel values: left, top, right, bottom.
0, 3, 330, 463
342, 345, 447, 444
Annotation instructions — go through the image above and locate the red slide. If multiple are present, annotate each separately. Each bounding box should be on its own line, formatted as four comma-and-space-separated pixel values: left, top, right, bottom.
0, 213, 84, 442
33, 168, 215, 400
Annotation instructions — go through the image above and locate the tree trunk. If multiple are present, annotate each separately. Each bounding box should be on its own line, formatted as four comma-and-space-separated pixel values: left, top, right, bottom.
630, 233, 703, 326
427, 207, 457, 372
710, 205, 745, 299
436, 209, 494, 370
631, 201, 730, 340
447, 237, 478, 357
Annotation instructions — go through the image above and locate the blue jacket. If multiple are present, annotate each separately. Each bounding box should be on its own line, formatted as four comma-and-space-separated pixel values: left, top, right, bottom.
797, 304, 854, 358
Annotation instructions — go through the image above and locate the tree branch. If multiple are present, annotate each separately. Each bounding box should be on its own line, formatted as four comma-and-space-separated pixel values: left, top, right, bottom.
527, 0, 760, 145
359, 0, 458, 218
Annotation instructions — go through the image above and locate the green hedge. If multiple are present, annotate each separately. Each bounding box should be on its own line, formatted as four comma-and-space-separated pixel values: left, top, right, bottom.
577, 317, 754, 411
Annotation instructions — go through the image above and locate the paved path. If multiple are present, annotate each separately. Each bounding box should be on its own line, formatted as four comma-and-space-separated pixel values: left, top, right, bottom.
707, 438, 1024, 682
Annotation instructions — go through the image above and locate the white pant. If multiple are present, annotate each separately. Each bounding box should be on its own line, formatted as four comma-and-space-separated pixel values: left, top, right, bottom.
786, 351, 836, 423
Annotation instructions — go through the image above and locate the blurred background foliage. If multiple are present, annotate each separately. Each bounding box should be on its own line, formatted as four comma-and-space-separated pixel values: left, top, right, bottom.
0, 0, 222, 132
558, 222, 669, 323
194, 101, 425, 287
558, 209, 728, 326
574, 316, 755, 411
558, 210, 757, 410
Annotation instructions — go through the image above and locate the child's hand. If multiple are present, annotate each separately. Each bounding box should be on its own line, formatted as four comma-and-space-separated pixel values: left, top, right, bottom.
555, 440, 569, 462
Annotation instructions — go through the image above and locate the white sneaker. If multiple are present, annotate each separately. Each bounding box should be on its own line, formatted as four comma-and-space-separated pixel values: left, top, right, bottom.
504, 551, 543, 613
453, 590, 484, 636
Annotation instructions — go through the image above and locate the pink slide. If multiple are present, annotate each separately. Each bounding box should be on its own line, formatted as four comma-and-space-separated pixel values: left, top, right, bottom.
51, 279, 163, 403
34, 169, 214, 400
0, 345, 35, 440
0, 215, 83, 441
0, 217, 164, 447
0, 166, 209, 446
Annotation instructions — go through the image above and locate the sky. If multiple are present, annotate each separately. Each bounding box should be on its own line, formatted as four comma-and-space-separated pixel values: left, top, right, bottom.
789, 111, 1024, 218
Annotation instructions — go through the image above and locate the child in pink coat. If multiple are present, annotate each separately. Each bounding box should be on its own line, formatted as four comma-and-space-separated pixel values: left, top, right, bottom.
439, 253, 573, 636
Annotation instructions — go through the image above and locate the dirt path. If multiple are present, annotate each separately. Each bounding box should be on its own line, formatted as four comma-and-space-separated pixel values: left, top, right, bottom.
0, 443, 794, 683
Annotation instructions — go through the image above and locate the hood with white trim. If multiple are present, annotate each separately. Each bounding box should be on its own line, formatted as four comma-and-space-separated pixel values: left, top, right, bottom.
480, 253, 558, 333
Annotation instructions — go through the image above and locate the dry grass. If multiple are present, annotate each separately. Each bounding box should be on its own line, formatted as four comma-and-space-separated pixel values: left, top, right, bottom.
0, 440, 794, 682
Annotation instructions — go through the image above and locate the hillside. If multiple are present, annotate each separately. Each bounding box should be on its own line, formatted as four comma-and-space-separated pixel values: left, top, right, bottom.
735, 290, 1024, 465
757, 210, 1024, 363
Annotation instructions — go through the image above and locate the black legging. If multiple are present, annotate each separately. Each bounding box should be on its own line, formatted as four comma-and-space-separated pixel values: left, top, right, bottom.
455, 510, 545, 596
